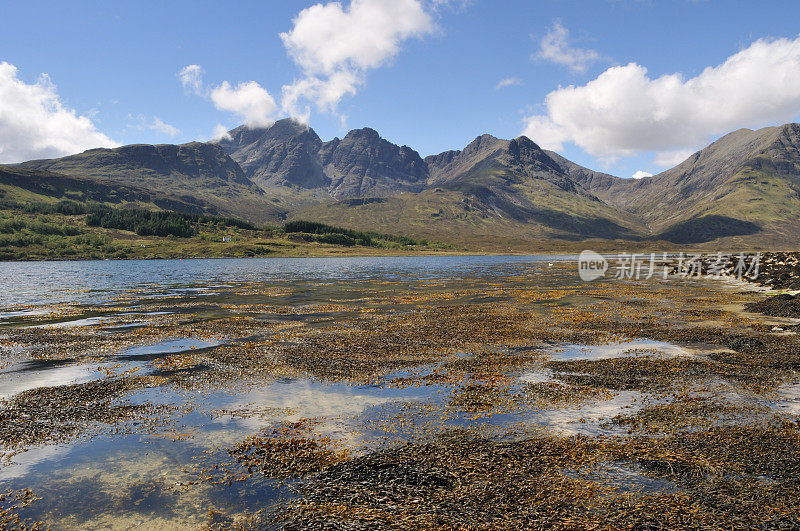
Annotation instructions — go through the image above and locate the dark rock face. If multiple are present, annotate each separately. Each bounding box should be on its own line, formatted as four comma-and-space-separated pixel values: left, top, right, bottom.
763, 123, 800, 177
216, 119, 327, 190
545, 150, 623, 195
322, 128, 428, 198
218, 121, 428, 198
219, 122, 599, 211
424, 150, 459, 180
426, 133, 589, 196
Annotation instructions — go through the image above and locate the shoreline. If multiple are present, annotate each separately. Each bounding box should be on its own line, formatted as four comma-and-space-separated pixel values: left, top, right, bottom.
4, 249, 800, 262
1, 257, 799, 527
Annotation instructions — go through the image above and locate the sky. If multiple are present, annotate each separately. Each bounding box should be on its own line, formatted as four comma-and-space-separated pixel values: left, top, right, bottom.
2, 0, 800, 179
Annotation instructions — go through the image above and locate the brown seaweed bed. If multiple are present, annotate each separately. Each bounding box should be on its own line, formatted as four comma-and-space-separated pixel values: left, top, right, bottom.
0, 255, 799, 528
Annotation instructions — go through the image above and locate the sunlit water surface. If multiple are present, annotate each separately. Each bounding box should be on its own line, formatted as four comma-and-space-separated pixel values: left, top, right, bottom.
0, 255, 787, 527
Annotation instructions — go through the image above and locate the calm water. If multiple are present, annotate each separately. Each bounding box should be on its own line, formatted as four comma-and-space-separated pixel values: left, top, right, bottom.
0, 255, 574, 307
4, 256, 777, 528
1, 255, 591, 528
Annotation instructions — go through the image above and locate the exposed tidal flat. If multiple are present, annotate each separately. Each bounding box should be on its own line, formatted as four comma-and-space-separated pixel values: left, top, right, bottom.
0, 256, 799, 528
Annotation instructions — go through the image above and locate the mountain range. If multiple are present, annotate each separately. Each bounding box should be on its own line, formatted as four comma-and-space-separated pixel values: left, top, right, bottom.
3, 119, 800, 250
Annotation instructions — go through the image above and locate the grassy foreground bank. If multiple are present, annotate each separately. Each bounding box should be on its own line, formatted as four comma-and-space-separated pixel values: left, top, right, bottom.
0, 201, 454, 260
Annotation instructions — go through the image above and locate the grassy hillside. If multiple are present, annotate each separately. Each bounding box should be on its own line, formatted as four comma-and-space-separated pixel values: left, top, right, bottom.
295, 165, 649, 250
0, 201, 450, 261
7, 121, 800, 252
17, 143, 285, 224
0, 164, 214, 213
545, 125, 800, 248
293, 190, 665, 252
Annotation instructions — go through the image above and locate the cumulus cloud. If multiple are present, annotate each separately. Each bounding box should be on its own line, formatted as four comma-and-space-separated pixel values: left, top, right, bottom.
130, 114, 182, 137
281, 0, 433, 75
495, 77, 522, 90
179, 65, 279, 127
279, 0, 435, 120
178, 1, 437, 126
281, 70, 360, 120
631, 170, 653, 179
149, 117, 181, 137
0, 62, 116, 163
212, 123, 232, 141
210, 80, 279, 127
523, 36, 800, 165
535, 21, 601, 73
653, 149, 694, 168
178, 64, 204, 95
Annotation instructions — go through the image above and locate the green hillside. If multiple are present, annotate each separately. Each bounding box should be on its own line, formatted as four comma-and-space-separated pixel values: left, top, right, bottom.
6, 121, 800, 252
18, 143, 284, 224
0, 200, 447, 261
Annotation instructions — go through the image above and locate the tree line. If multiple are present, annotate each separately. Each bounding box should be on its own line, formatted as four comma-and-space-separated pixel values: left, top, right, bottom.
283, 220, 423, 247
0, 200, 430, 247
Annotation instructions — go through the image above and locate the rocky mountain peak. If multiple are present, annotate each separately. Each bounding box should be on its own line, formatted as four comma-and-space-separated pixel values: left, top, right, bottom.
342, 127, 382, 143
216, 119, 326, 190
221, 119, 321, 146
322, 128, 428, 198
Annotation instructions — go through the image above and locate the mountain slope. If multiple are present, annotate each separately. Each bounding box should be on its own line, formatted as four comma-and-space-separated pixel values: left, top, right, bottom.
544, 150, 626, 203
319, 127, 428, 199
19, 142, 282, 223
295, 134, 649, 244
218, 121, 648, 243
9, 119, 800, 249
216, 120, 327, 192
216, 119, 428, 204
631, 125, 800, 228
544, 124, 800, 246
0, 164, 213, 214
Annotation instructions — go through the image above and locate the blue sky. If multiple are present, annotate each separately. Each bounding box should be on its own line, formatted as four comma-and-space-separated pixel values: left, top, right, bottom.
2, 0, 800, 178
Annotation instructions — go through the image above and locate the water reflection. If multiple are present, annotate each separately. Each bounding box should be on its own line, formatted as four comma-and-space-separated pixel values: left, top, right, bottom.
0, 255, 573, 306
547, 339, 697, 361
0, 254, 769, 527
0, 361, 98, 400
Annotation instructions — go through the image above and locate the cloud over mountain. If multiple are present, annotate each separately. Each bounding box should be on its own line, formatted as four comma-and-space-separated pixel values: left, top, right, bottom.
180, 0, 436, 127
523, 36, 800, 165
178, 64, 279, 128
280, 0, 435, 119
210, 81, 279, 127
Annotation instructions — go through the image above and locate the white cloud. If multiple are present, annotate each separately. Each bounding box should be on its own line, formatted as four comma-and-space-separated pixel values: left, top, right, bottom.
535, 21, 601, 74
210, 80, 279, 127
281, 70, 361, 121
178, 64, 204, 95
178, 0, 438, 126
0, 62, 116, 163
281, 0, 433, 75
279, 0, 435, 119
150, 117, 181, 137
212, 123, 232, 141
129, 114, 181, 137
495, 77, 522, 90
178, 65, 279, 128
653, 149, 694, 167
523, 36, 800, 165
631, 170, 653, 179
